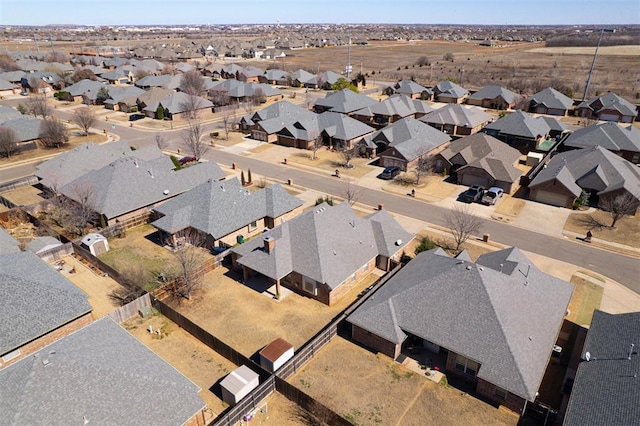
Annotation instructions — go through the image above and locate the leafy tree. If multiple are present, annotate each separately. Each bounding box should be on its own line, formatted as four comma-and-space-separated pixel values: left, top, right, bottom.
156, 105, 165, 120
96, 86, 110, 105
16, 104, 27, 115
315, 195, 334, 206
414, 236, 436, 255
331, 77, 359, 93
0, 127, 18, 158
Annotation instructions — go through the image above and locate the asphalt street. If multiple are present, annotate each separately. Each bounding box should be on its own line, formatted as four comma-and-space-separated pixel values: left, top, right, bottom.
1, 101, 638, 292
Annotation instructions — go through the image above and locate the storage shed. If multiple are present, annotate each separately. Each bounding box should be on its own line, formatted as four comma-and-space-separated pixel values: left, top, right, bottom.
220, 365, 259, 406
259, 338, 294, 372
81, 233, 109, 256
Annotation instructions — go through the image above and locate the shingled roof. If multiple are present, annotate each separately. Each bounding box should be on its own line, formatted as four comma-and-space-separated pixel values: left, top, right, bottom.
152, 178, 303, 239
353, 94, 433, 119
420, 104, 493, 128
563, 310, 640, 426
348, 247, 573, 401
0, 317, 205, 425
564, 122, 640, 154
577, 92, 637, 118
314, 89, 378, 114
0, 250, 91, 357
232, 202, 412, 289
483, 110, 551, 139
529, 87, 573, 111
372, 117, 451, 160
467, 85, 519, 104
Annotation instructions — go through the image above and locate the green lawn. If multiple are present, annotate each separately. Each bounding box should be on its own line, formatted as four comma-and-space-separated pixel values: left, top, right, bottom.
567, 275, 604, 326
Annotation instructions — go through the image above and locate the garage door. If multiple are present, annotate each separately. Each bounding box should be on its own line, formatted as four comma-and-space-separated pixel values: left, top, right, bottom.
461, 174, 489, 188
599, 113, 619, 122
534, 190, 569, 207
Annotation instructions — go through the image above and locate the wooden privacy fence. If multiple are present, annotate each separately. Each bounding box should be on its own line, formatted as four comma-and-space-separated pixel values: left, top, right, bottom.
212, 376, 276, 426
99, 212, 153, 239
108, 293, 152, 324
72, 242, 126, 285
275, 377, 352, 426
0, 175, 38, 193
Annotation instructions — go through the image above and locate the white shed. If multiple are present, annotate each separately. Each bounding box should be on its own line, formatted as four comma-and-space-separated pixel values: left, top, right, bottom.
81, 233, 109, 256
220, 365, 259, 406
259, 338, 294, 372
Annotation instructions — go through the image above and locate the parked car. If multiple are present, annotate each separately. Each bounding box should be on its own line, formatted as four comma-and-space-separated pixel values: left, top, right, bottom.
129, 113, 145, 121
377, 166, 400, 180
178, 156, 197, 165
460, 185, 485, 203
482, 187, 504, 205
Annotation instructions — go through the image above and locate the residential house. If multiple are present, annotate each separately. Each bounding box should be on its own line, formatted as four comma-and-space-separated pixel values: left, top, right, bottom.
209, 80, 283, 104
367, 117, 451, 171
260, 69, 290, 86
20, 71, 63, 93
419, 104, 493, 138
563, 310, 640, 426
262, 48, 286, 60
482, 110, 552, 152
348, 247, 574, 413
103, 85, 145, 111
0, 248, 91, 368
232, 202, 413, 305
61, 79, 106, 103
131, 87, 173, 114
352, 94, 433, 128
313, 88, 378, 115
143, 91, 214, 120
100, 67, 135, 85
433, 133, 523, 193
528, 87, 574, 116
318, 111, 376, 150
152, 177, 303, 249
0, 317, 207, 425
240, 100, 311, 135
539, 115, 568, 140
238, 66, 265, 83
561, 121, 640, 164
291, 69, 318, 89
220, 63, 244, 79
529, 146, 640, 211
466, 85, 520, 110
576, 92, 637, 123
0, 116, 43, 151
0, 105, 23, 123
432, 80, 469, 104
134, 74, 181, 90
392, 80, 432, 100
316, 70, 344, 90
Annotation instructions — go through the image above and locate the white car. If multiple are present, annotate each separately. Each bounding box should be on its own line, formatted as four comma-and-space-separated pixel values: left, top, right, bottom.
482, 187, 504, 205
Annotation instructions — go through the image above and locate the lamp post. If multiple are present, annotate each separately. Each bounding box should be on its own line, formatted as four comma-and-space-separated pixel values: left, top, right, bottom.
582, 28, 615, 102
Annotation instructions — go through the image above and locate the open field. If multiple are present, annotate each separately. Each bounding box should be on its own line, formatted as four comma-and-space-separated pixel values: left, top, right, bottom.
528, 45, 640, 56
564, 209, 640, 248
292, 336, 519, 426
168, 266, 381, 357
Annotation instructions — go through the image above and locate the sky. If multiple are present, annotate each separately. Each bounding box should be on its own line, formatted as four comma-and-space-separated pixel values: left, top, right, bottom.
1, 0, 638, 26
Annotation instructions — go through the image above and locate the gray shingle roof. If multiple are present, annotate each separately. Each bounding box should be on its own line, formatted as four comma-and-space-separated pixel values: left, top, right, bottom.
529, 146, 640, 199
529, 87, 573, 111
563, 310, 640, 426
291, 69, 317, 85
577, 92, 637, 117
348, 247, 573, 401
36, 141, 165, 189
0, 117, 42, 142
0, 251, 91, 356
0, 228, 20, 255
0, 105, 23, 123
433, 80, 469, 99
353, 94, 433, 119
393, 80, 430, 96
59, 156, 225, 220
564, 122, 640, 154
152, 178, 302, 239
467, 85, 519, 104
25, 236, 62, 254
63, 79, 106, 97
374, 117, 451, 161
144, 91, 213, 115
420, 104, 493, 128
483, 110, 551, 139
0, 317, 205, 425
318, 111, 375, 141
314, 89, 378, 114
232, 202, 412, 289
102, 85, 145, 105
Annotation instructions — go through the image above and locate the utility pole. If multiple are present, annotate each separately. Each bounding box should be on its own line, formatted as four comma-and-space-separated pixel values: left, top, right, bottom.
346, 35, 352, 80
582, 28, 615, 101
33, 32, 41, 56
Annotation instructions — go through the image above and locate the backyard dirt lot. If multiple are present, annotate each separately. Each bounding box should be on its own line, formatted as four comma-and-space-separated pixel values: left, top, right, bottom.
124, 313, 237, 420
291, 336, 519, 426
0, 185, 46, 207
56, 255, 124, 318
168, 266, 381, 358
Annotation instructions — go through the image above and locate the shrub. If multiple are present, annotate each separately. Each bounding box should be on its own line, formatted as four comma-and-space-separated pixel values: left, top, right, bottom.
315, 195, 334, 206
415, 236, 436, 255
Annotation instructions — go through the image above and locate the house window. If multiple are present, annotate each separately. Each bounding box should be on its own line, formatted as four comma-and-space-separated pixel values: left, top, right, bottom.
494, 386, 507, 400
455, 354, 479, 377
248, 221, 258, 232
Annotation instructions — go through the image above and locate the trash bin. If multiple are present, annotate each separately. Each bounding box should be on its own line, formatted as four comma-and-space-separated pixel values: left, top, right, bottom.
237, 235, 245, 244
483, 234, 490, 242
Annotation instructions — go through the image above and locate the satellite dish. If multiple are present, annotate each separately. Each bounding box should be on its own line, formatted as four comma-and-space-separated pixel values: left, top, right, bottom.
585, 351, 591, 361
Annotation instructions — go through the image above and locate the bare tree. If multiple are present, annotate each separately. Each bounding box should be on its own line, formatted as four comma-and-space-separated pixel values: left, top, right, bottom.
210, 89, 230, 106
0, 127, 18, 158
171, 231, 205, 300
221, 105, 237, 141
600, 193, 639, 228
445, 204, 483, 251
38, 118, 69, 148
180, 69, 205, 96
133, 68, 149, 81
26, 93, 52, 118
341, 147, 355, 168
182, 119, 208, 160
71, 68, 97, 83
72, 107, 96, 136
108, 265, 147, 305
155, 132, 169, 150
250, 87, 266, 105
343, 181, 362, 206
312, 136, 323, 160
414, 155, 434, 185
66, 183, 97, 236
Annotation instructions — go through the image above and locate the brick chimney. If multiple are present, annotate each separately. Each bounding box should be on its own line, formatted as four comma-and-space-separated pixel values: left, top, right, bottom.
264, 236, 275, 254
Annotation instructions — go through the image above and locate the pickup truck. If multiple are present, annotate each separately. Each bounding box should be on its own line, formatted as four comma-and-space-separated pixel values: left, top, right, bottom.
460, 185, 485, 203
482, 187, 504, 205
